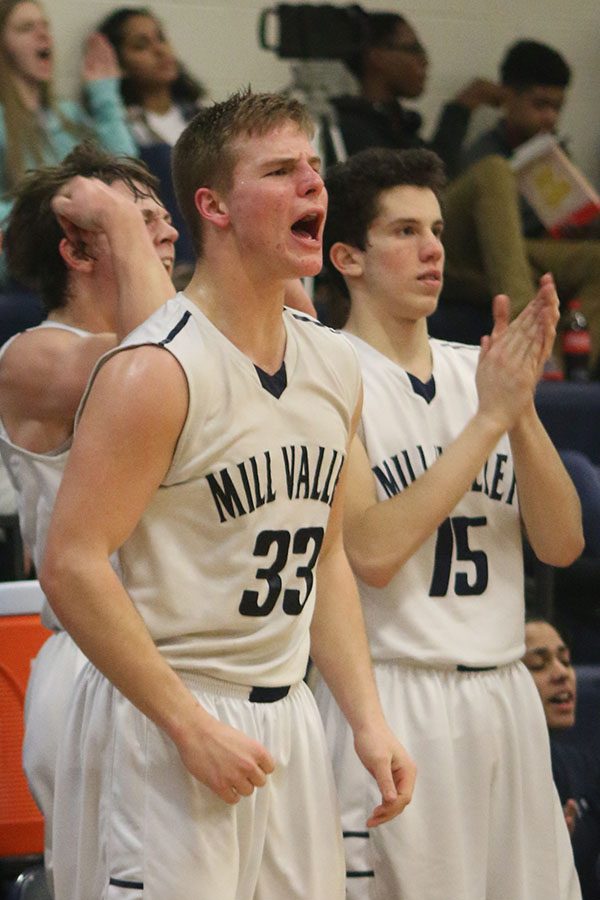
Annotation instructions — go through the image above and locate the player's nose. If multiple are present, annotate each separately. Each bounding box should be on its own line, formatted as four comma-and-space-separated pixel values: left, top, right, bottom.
297, 161, 324, 197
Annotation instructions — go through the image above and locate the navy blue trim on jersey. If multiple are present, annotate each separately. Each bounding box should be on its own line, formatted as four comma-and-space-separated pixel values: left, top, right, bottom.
343, 830, 373, 877
255, 361, 287, 398
159, 310, 192, 346
290, 311, 339, 333
249, 684, 291, 702
109, 877, 144, 889
407, 372, 436, 403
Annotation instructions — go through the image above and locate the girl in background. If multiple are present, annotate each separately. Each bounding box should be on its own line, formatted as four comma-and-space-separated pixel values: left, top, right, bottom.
0, 0, 137, 236
99, 6, 205, 148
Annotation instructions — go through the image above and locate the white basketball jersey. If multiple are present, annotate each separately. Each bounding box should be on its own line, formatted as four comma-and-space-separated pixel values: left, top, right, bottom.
84, 295, 361, 686
345, 333, 525, 668
0, 323, 87, 630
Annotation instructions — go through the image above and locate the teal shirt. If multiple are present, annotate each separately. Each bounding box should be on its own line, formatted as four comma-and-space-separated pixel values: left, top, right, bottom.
0, 77, 138, 285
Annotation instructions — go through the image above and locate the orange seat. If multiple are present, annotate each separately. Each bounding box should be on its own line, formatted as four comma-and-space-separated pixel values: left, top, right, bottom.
0, 583, 51, 858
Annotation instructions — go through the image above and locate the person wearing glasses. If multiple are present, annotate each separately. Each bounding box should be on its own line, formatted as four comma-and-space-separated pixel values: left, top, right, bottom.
326, 10, 600, 356
331, 11, 504, 178
524, 618, 600, 899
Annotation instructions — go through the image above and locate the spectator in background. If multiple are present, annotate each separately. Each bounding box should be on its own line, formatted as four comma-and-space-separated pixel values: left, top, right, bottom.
97, 6, 206, 280
464, 38, 600, 243
524, 618, 600, 900
325, 10, 542, 328
98, 6, 205, 148
325, 10, 600, 370
331, 11, 505, 179
0, 0, 137, 261
463, 40, 580, 238
460, 38, 600, 370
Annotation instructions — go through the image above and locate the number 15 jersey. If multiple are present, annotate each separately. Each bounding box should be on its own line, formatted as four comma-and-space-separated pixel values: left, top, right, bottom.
345, 333, 525, 669
83, 295, 361, 688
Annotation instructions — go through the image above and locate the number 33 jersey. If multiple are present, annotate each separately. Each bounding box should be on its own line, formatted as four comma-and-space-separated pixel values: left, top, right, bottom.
345, 333, 525, 669
86, 294, 361, 687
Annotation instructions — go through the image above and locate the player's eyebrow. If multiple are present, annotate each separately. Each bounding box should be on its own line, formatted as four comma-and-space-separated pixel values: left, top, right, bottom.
387, 217, 445, 228
260, 154, 322, 171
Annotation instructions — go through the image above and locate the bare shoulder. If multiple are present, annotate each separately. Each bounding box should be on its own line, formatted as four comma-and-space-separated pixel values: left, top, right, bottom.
0, 327, 79, 382
84, 343, 189, 429
0, 328, 115, 423
96, 342, 187, 385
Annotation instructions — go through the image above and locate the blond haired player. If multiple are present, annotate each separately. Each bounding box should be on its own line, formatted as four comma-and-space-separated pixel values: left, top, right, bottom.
41, 92, 416, 899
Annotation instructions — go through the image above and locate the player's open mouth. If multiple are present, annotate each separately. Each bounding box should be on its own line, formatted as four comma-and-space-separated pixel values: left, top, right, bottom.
417, 270, 441, 283
291, 213, 321, 242
37, 48, 52, 60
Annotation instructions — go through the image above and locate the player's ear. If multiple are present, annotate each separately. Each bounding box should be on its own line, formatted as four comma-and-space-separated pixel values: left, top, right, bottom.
194, 187, 230, 230
329, 241, 364, 279
58, 236, 95, 274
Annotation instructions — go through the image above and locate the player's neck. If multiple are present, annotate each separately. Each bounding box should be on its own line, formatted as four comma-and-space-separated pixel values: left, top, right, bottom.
185, 266, 288, 375
346, 302, 432, 380
47, 287, 116, 335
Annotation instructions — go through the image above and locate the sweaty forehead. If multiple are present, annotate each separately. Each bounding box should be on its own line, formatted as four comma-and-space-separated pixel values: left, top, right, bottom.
232, 123, 314, 162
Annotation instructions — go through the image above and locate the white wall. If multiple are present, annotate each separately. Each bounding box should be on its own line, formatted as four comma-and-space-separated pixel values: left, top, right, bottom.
50, 0, 600, 186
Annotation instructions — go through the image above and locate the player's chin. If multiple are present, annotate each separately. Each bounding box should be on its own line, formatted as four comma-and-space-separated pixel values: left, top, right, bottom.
290, 253, 323, 280
287, 238, 323, 276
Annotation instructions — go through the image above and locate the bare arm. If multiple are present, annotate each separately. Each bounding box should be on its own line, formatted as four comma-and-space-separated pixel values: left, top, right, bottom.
509, 404, 583, 565
346, 295, 547, 587
0, 328, 116, 451
40, 348, 274, 804
310, 395, 416, 827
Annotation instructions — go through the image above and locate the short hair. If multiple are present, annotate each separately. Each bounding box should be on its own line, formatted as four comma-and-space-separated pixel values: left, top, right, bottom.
500, 40, 571, 90
323, 147, 446, 320
343, 11, 407, 81
4, 140, 160, 312
171, 88, 314, 256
